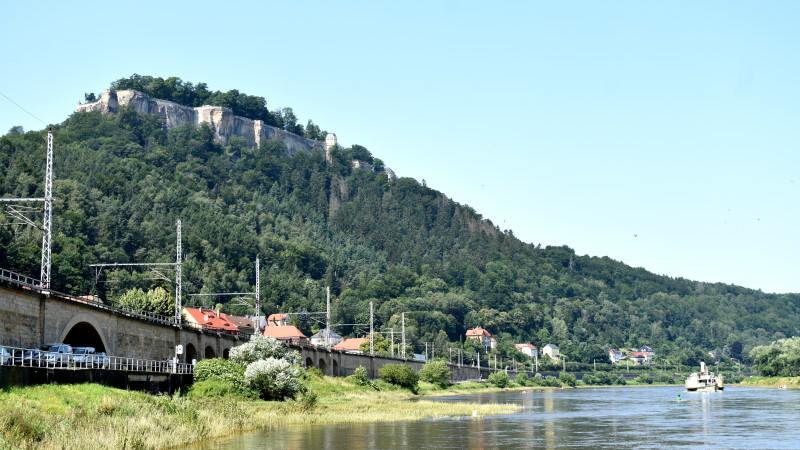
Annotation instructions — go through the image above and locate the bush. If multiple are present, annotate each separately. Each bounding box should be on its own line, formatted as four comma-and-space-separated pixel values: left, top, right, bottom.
542, 376, 562, 387
419, 361, 452, 388
188, 379, 255, 399
635, 373, 654, 384
230, 335, 292, 366
559, 372, 577, 387
244, 358, 303, 401
378, 364, 419, 392
487, 371, 510, 388
193, 358, 248, 394
515, 373, 530, 387
351, 366, 370, 386
305, 367, 324, 379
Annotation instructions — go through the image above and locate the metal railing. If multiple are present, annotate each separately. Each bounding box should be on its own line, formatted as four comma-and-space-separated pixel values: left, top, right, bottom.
0, 268, 42, 289
0, 345, 193, 374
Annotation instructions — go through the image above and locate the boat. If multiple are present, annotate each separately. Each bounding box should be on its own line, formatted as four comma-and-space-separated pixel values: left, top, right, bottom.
685, 361, 724, 392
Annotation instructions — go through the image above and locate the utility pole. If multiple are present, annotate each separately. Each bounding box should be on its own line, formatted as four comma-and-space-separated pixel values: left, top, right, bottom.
425, 342, 428, 361
174, 218, 182, 324
326, 286, 331, 346
369, 301, 374, 355
40, 130, 53, 290
401, 312, 406, 359
254, 257, 261, 332
390, 328, 395, 357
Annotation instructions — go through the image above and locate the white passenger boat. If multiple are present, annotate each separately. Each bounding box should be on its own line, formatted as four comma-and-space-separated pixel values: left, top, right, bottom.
685, 361, 724, 391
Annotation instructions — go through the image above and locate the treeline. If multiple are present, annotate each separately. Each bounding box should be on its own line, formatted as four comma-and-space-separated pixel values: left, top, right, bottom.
750, 337, 800, 377
2, 93, 800, 368
99, 74, 326, 140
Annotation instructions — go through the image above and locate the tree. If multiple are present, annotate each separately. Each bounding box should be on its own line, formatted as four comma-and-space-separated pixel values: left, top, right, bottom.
418, 361, 451, 387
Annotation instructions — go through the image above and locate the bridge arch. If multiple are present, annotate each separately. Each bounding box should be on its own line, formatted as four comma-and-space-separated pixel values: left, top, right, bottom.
185, 343, 198, 363
318, 358, 327, 374
332, 359, 339, 376
205, 346, 216, 359
305, 357, 314, 368
223, 348, 230, 359
58, 314, 109, 353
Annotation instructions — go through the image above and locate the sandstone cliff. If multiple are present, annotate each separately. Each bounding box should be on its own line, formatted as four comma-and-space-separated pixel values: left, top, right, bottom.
77, 89, 325, 155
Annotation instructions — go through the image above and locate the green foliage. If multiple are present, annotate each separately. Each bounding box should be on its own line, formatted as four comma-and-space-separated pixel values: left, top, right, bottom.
582, 372, 627, 386
487, 371, 510, 388
189, 379, 255, 399
750, 337, 800, 377
193, 358, 251, 396
634, 373, 654, 384
378, 364, 419, 392
418, 361, 452, 388
559, 372, 577, 387
515, 372, 530, 386
350, 366, 370, 386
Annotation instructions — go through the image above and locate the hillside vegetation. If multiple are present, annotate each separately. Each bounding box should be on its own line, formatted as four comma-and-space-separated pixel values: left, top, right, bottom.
1, 77, 799, 367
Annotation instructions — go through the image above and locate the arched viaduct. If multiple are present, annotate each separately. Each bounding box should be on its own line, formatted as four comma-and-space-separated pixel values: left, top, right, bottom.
0, 283, 245, 363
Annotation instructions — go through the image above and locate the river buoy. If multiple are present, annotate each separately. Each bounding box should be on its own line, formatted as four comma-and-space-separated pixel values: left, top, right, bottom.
677, 394, 682, 401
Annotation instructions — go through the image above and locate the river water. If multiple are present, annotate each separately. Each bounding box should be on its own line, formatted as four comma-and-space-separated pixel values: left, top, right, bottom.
196, 386, 800, 449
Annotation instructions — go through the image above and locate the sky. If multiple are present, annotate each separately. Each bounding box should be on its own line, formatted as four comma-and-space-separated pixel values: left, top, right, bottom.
1, 1, 798, 293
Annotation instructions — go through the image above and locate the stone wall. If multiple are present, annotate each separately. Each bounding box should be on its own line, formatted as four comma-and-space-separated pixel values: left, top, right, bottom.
77, 89, 325, 155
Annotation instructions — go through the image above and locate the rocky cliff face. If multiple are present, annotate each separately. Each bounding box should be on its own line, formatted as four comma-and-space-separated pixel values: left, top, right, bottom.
77, 89, 325, 155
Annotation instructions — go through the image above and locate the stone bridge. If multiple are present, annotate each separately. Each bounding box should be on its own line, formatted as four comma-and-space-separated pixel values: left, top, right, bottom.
0, 281, 246, 364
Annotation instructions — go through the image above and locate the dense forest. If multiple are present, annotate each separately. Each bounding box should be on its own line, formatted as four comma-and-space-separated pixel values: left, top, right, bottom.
2, 78, 799, 369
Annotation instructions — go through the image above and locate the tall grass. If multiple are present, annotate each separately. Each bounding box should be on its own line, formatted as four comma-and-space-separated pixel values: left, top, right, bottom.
0, 378, 520, 449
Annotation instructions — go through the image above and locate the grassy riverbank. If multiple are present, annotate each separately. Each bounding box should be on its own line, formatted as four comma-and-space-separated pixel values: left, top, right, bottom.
0, 378, 521, 449
738, 376, 800, 389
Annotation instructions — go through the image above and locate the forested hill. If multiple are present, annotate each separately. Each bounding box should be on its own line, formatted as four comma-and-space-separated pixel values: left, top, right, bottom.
1, 80, 798, 367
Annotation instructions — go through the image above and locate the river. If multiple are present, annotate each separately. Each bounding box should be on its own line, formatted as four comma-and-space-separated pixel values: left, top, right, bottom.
195, 386, 800, 449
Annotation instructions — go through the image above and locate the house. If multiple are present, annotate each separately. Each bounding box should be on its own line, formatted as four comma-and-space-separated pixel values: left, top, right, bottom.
182, 307, 240, 334
609, 349, 624, 364
267, 313, 291, 326
332, 337, 369, 354
262, 325, 307, 345
226, 314, 255, 335
310, 328, 343, 347
515, 343, 538, 359
543, 343, 560, 360
639, 346, 654, 357
629, 351, 653, 365
466, 326, 496, 351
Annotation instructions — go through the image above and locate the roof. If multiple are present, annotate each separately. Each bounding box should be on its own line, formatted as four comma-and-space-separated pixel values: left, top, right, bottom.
267, 313, 290, 325
466, 326, 491, 337
630, 351, 652, 358
262, 325, 307, 339
544, 343, 559, 349
515, 343, 538, 350
227, 315, 255, 329
311, 328, 342, 339
332, 337, 369, 352
182, 307, 240, 333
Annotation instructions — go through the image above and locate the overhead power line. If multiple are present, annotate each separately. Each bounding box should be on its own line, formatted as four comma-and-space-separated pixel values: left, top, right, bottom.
0, 89, 48, 127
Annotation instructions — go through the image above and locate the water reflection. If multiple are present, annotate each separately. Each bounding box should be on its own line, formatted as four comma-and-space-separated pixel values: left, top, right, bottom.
196, 387, 800, 449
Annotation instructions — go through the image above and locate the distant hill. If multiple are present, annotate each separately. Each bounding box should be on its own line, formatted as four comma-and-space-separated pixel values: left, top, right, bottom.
1, 77, 798, 367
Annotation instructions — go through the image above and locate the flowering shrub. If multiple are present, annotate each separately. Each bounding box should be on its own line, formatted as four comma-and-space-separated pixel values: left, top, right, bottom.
244, 357, 303, 400
230, 336, 287, 366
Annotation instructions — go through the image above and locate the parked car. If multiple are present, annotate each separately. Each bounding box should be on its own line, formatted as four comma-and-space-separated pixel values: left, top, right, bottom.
0, 347, 11, 365
41, 344, 73, 367
71, 347, 95, 367
93, 352, 109, 369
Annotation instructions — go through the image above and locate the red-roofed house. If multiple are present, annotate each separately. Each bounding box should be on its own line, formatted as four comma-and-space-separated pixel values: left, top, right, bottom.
466, 327, 496, 351
267, 313, 290, 326
515, 343, 539, 359
182, 307, 240, 334
262, 325, 307, 345
629, 351, 653, 365
332, 337, 369, 354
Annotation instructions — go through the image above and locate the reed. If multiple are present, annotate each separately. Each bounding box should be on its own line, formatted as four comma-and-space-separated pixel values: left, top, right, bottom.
0, 379, 521, 449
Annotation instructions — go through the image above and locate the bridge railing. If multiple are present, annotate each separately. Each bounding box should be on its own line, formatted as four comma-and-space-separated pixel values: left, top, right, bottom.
0, 345, 193, 374
0, 267, 42, 289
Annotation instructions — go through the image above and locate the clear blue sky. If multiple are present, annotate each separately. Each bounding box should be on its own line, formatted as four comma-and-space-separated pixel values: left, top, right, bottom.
2, 1, 798, 293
